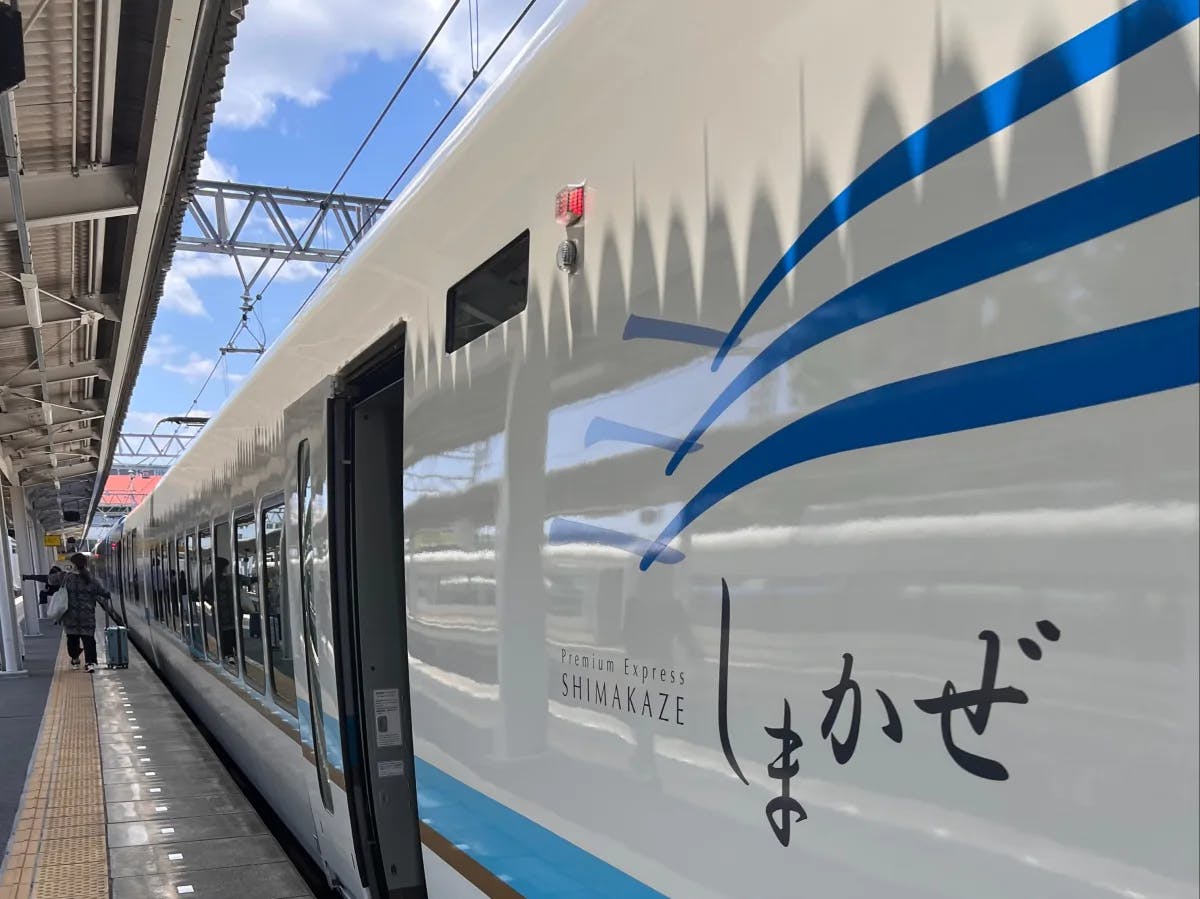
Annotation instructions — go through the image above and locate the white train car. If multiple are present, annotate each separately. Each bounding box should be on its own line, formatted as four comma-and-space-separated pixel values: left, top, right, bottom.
97, 0, 1200, 896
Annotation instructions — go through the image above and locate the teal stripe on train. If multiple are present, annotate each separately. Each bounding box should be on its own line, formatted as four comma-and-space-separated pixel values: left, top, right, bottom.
415, 757, 668, 898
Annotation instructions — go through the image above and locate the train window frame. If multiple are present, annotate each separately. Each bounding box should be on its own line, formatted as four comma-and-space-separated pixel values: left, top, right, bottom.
185, 531, 200, 655
234, 506, 265, 694
158, 541, 168, 624
152, 542, 163, 623
260, 494, 296, 716
183, 532, 198, 643
444, 229, 531, 353
297, 438, 334, 812
199, 525, 217, 662
175, 534, 189, 642
214, 515, 238, 677
169, 535, 181, 638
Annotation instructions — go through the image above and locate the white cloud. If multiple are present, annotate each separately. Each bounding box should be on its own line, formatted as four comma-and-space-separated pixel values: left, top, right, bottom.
272, 260, 325, 282
217, 0, 562, 129
124, 410, 169, 432
163, 353, 220, 382
161, 269, 209, 317
173, 254, 240, 280
142, 334, 182, 366
199, 153, 238, 182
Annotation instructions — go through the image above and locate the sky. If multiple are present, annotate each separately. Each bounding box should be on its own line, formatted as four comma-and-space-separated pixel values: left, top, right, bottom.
124, 0, 561, 436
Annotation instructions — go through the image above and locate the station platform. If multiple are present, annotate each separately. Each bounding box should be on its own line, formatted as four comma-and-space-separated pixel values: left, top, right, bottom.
0, 626, 314, 899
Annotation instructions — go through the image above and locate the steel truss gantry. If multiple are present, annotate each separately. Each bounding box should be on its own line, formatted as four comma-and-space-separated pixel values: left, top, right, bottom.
179, 179, 390, 282
112, 431, 196, 468
177, 179, 390, 356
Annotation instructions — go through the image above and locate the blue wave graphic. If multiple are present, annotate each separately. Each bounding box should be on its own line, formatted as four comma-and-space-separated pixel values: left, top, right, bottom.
623, 314, 735, 349
585, 416, 702, 454
710, 0, 1199, 370
641, 308, 1200, 568
549, 517, 685, 564
665, 135, 1200, 475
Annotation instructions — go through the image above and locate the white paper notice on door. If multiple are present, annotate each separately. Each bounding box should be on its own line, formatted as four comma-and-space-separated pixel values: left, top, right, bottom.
372, 688, 403, 748
378, 759, 405, 778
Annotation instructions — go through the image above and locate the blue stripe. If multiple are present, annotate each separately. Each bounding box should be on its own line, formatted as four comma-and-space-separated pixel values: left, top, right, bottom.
296, 698, 345, 772
415, 757, 667, 898
585, 416, 703, 454
711, 0, 1199, 370
623, 314, 738, 349
548, 517, 685, 564
641, 308, 1200, 568
665, 135, 1200, 474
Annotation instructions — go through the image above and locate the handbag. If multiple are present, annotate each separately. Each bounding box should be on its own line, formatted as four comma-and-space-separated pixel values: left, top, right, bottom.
46, 587, 68, 623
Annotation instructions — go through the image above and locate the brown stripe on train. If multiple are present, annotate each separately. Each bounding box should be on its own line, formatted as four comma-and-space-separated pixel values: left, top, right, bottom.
420, 823, 523, 899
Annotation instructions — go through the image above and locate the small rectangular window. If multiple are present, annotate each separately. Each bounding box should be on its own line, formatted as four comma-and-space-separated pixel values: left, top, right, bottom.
236, 511, 265, 694
261, 499, 295, 713
445, 229, 530, 353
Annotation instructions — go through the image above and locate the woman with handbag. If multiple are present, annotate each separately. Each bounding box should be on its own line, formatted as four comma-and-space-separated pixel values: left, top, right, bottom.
43, 554, 111, 672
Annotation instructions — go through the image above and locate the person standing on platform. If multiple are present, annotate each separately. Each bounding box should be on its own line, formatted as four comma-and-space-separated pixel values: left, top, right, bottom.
21, 564, 65, 615
48, 554, 111, 673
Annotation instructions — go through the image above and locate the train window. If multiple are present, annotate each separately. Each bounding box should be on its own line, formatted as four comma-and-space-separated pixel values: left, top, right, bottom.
235, 511, 264, 694
445, 229, 530, 353
262, 499, 295, 713
180, 536, 190, 638
298, 440, 333, 812
214, 519, 238, 675
157, 542, 168, 623
175, 532, 187, 638
151, 542, 163, 619
186, 533, 202, 655
146, 544, 155, 619
129, 532, 140, 609
171, 537, 182, 636
199, 528, 219, 662
175, 536, 189, 641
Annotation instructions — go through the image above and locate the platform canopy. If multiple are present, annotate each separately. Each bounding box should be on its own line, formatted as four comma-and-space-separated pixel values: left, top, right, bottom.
0, 0, 245, 537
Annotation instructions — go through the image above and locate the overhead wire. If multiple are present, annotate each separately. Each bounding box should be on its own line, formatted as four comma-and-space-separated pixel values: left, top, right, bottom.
284, 0, 540, 326
171, 0, 539, 424
249, 0, 465, 304
168, 0, 470, 427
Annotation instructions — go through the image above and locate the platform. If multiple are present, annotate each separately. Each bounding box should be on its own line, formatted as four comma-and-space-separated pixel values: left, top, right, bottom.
0, 626, 314, 899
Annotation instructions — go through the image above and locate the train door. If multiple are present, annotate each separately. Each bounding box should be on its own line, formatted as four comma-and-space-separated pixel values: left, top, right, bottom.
283, 377, 359, 894
332, 332, 425, 899
283, 328, 425, 899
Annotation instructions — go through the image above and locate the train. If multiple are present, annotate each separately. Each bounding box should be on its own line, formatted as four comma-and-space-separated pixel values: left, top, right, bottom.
91, 0, 1200, 896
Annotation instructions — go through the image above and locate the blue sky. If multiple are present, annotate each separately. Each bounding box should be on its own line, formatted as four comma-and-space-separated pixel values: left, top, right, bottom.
125, 0, 558, 434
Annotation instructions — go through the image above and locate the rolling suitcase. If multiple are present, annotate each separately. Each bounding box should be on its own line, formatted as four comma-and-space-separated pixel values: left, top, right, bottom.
104, 602, 128, 669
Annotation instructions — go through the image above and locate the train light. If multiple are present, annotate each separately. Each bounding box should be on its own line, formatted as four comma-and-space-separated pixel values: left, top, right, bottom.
556, 239, 578, 273
555, 184, 585, 226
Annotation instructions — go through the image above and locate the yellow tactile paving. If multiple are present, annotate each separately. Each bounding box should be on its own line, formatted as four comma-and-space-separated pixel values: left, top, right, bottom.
0, 637, 109, 899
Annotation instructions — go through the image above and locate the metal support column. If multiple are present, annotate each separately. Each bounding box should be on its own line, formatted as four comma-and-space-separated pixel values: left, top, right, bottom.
11, 484, 40, 635
0, 480, 26, 676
